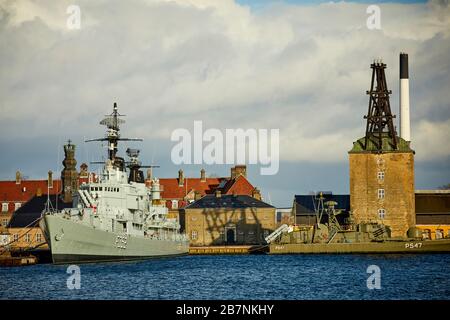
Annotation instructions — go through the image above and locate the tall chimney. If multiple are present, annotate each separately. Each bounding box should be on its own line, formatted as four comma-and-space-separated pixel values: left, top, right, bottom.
200, 168, 206, 182
400, 52, 411, 142
178, 169, 184, 186
48, 170, 53, 188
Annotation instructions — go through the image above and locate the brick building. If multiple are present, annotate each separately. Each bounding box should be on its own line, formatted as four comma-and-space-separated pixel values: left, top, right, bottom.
1, 141, 94, 252
147, 165, 261, 220
348, 61, 415, 238
415, 190, 450, 239
182, 193, 276, 246
0, 171, 61, 231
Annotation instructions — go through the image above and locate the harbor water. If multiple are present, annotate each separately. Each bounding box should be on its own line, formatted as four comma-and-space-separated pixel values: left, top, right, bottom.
1, 254, 449, 300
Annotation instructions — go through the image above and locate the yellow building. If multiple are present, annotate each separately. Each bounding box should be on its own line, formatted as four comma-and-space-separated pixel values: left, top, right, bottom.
181, 192, 276, 246
415, 190, 450, 239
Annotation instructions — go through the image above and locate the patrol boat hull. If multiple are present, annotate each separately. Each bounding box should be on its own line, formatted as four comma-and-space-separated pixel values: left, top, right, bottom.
41, 215, 189, 264
269, 239, 450, 254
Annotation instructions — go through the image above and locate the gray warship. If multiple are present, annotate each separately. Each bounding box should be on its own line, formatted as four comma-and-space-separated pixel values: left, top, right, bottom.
40, 103, 189, 264
266, 193, 450, 254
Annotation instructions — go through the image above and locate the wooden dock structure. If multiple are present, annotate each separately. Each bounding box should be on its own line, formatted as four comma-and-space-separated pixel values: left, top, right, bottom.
0, 253, 37, 267
189, 245, 268, 255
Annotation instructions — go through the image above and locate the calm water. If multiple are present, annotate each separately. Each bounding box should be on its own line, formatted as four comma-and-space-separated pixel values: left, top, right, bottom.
1, 254, 449, 300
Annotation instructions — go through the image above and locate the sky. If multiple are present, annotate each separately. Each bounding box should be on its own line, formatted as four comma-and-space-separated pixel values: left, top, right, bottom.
0, 0, 449, 207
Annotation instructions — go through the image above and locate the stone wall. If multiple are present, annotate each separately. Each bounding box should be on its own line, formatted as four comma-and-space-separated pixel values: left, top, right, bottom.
184, 207, 276, 246
349, 152, 415, 237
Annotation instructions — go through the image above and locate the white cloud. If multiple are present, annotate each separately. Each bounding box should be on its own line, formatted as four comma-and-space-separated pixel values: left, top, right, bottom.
0, 0, 449, 166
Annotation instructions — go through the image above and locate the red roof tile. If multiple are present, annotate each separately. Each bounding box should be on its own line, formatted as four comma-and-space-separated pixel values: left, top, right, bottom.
222, 175, 256, 195
0, 180, 62, 213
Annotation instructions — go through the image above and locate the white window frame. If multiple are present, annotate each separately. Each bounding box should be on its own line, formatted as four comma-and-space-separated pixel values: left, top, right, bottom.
377, 189, 385, 199
172, 200, 178, 209
2, 203, 8, 212
14, 203, 21, 211
377, 171, 385, 180
191, 230, 198, 240
377, 209, 386, 219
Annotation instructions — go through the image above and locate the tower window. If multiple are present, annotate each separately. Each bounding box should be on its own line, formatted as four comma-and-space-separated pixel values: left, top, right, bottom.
191, 230, 198, 240
377, 189, 385, 199
377, 171, 385, 180
378, 209, 386, 219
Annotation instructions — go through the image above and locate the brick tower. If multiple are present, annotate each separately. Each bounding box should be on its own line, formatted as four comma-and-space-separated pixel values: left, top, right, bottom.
61, 140, 78, 203
348, 59, 415, 238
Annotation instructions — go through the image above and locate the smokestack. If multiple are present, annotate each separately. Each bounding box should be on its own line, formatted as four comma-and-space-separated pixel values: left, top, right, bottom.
400, 52, 411, 142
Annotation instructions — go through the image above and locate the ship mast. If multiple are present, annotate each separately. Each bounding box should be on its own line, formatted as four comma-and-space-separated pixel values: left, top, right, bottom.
86, 102, 142, 171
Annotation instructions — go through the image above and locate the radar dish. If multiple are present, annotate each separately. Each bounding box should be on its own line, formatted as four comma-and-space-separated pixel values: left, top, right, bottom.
126, 148, 140, 158
100, 116, 125, 129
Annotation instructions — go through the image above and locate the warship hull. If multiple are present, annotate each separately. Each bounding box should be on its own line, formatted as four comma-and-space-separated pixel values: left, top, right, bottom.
40, 215, 189, 264
269, 239, 450, 254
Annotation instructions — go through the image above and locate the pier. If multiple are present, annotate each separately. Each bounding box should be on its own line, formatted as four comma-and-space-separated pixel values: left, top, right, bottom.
189, 245, 267, 255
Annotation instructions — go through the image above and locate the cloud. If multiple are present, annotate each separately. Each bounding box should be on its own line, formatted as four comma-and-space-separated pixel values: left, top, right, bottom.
0, 0, 449, 172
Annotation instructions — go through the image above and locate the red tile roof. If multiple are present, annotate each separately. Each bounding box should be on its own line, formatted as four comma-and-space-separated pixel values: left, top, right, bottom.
147, 174, 257, 209
0, 180, 62, 213
222, 175, 256, 195
0, 176, 94, 214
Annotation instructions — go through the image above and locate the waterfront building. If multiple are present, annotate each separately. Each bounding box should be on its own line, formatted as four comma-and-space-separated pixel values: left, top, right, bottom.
148, 165, 261, 220
415, 190, 450, 239
348, 60, 415, 238
2, 141, 94, 251
181, 193, 276, 246
0, 171, 61, 232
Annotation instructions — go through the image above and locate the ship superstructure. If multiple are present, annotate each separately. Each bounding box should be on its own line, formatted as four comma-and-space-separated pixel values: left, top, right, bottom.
40, 103, 189, 264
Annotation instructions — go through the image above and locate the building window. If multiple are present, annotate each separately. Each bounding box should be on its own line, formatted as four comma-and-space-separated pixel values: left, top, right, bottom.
2, 203, 8, 212
36, 233, 42, 242
248, 231, 254, 235
2, 219, 7, 226
377, 171, 385, 180
13, 234, 18, 242
14, 203, 21, 211
191, 230, 198, 240
172, 200, 178, 209
377, 189, 385, 199
25, 234, 31, 243
377, 209, 386, 219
